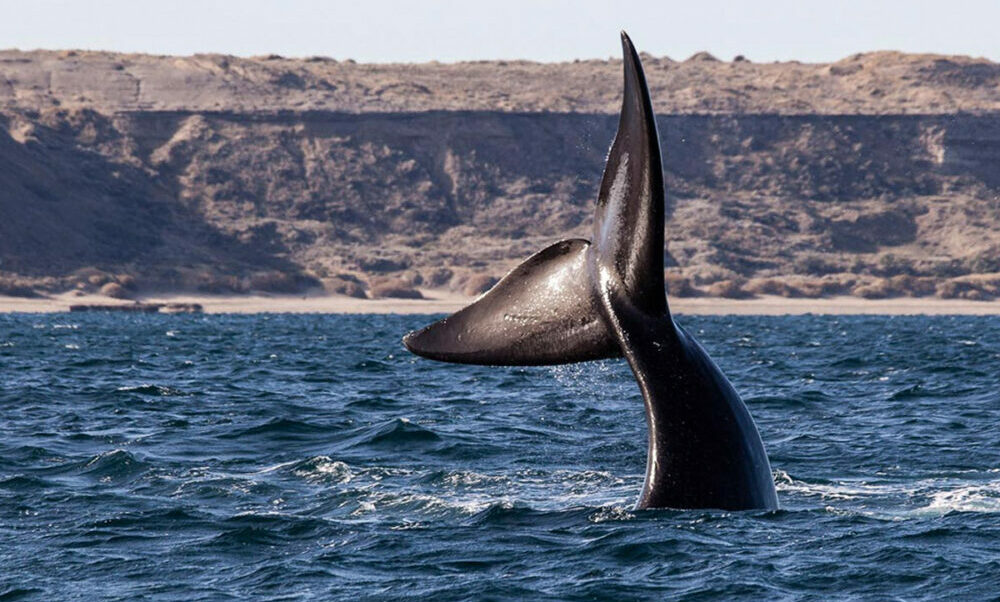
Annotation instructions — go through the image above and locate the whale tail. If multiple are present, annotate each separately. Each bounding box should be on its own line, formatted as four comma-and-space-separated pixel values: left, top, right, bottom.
403, 31, 667, 366
402, 238, 621, 365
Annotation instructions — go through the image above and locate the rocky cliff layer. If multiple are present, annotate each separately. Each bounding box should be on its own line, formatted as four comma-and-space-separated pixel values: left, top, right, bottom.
4, 49, 1000, 114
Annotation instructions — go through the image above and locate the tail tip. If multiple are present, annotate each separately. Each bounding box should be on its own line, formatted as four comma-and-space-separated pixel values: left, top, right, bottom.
402, 331, 418, 353
620, 30, 634, 50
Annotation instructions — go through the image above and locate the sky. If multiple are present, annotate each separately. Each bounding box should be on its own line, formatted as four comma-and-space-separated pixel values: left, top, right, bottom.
1, 0, 999, 63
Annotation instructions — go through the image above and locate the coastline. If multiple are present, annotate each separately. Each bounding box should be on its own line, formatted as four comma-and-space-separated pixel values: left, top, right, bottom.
3, 290, 1000, 315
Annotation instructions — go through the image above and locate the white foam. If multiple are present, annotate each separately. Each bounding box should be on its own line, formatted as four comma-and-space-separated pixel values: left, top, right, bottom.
924, 482, 1000, 514
588, 505, 635, 523
777, 469, 1000, 516
775, 470, 902, 501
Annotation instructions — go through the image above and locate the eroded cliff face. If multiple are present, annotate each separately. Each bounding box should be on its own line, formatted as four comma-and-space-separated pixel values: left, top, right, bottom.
2, 50, 1000, 298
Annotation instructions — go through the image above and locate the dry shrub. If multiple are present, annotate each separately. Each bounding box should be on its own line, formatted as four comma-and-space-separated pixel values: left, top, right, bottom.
334, 273, 363, 284
744, 278, 797, 297
248, 271, 296, 293
743, 274, 857, 298
874, 253, 916, 277
99, 282, 130, 299
794, 254, 841, 276
324, 277, 367, 299
688, 266, 740, 286
936, 279, 969, 299
445, 269, 472, 292
663, 272, 700, 297
786, 279, 829, 298
370, 278, 423, 299
795, 275, 858, 297
704, 279, 753, 299
825, 274, 860, 293
116, 274, 138, 291
887, 275, 936, 297
247, 271, 320, 294
962, 273, 1000, 294
67, 268, 111, 291
87, 273, 110, 287
852, 278, 894, 299
936, 273, 1000, 300
193, 272, 244, 294
0, 276, 41, 298
404, 271, 424, 286
30, 276, 61, 294
357, 257, 410, 272
423, 268, 454, 288
462, 274, 498, 296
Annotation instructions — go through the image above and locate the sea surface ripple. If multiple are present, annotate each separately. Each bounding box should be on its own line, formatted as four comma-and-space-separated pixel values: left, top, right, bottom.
1, 313, 1000, 600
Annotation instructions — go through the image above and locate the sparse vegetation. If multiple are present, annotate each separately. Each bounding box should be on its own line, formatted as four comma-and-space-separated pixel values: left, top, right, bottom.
0, 276, 41, 298
369, 279, 423, 299
664, 273, 700, 297
323, 276, 367, 299
704, 279, 753, 299
936, 274, 1000, 301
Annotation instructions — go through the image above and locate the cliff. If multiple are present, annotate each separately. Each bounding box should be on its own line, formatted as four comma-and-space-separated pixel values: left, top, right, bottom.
2, 49, 1000, 299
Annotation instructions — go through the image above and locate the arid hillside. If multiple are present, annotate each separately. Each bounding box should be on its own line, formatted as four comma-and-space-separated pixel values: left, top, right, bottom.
2, 49, 1000, 300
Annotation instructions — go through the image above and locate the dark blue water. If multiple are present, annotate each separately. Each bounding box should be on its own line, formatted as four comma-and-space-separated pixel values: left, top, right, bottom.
2, 313, 1000, 600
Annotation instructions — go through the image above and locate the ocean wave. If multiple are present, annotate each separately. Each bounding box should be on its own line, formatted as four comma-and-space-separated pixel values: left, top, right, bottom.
351, 418, 441, 448
79, 449, 149, 481
221, 417, 332, 439
421, 469, 510, 489
289, 456, 354, 484
115, 383, 186, 396
0, 474, 52, 490
346, 489, 499, 519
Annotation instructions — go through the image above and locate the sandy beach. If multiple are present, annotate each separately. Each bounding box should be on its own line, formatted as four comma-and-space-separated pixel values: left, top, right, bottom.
3, 290, 1000, 315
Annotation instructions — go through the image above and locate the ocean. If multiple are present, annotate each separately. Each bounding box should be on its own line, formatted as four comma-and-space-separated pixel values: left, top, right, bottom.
1, 313, 999, 600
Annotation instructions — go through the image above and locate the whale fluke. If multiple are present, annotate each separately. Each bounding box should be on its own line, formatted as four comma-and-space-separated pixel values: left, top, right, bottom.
403, 239, 620, 366
593, 32, 667, 319
403, 32, 779, 511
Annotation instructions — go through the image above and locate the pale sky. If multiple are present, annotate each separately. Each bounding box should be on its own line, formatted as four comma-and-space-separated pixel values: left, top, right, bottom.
1, 0, 999, 63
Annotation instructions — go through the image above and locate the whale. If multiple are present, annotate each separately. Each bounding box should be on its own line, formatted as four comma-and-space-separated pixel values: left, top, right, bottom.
403, 32, 778, 511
